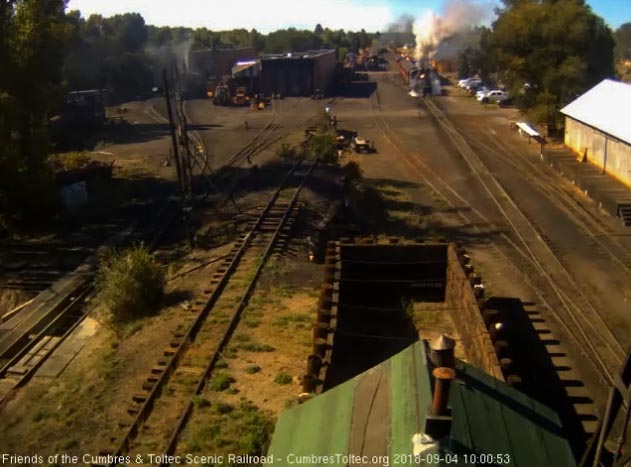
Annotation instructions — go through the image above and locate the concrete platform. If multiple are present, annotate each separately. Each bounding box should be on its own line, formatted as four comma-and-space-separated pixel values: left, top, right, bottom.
545, 147, 631, 222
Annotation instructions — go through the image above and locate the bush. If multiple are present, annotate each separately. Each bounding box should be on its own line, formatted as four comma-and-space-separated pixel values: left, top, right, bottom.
309, 133, 338, 164
209, 372, 235, 391
97, 244, 165, 323
61, 151, 91, 170
245, 365, 261, 374
193, 396, 211, 409
274, 373, 293, 385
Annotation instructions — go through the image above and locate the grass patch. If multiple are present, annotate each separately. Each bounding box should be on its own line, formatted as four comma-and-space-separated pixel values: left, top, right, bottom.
215, 402, 234, 414
244, 319, 261, 328
274, 373, 293, 385
245, 365, 261, 374
182, 400, 274, 459
193, 396, 211, 409
234, 333, 251, 343
209, 372, 235, 392
273, 313, 311, 327
272, 285, 294, 298
239, 342, 275, 353
94, 347, 120, 381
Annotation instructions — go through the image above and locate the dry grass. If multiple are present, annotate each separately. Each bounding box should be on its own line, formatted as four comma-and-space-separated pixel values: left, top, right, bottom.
175, 284, 317, 461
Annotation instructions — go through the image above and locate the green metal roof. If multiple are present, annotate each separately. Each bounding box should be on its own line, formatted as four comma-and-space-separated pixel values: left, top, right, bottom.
268, 341, 576, 467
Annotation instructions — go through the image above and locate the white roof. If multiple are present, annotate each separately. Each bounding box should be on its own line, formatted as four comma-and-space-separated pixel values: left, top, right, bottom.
516, 122, 540, 137
560, 79, 631, 145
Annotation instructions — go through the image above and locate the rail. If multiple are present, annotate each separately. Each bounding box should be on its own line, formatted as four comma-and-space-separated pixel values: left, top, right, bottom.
98, 159, 317, 464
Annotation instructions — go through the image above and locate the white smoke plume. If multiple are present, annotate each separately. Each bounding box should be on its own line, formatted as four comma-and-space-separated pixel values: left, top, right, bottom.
146, 36, 195, 73
413, 0, 491, 62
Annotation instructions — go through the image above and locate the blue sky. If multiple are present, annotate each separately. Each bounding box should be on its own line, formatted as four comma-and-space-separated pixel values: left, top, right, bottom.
67, 0, 630, 32
387, 0, 627, 29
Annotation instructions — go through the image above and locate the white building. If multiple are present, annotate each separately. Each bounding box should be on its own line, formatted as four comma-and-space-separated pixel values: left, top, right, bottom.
560, 79, 631, 187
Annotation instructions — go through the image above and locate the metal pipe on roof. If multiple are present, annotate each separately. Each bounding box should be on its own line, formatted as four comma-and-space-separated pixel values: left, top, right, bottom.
429, 335, 455, 369
431, 367, 456, 417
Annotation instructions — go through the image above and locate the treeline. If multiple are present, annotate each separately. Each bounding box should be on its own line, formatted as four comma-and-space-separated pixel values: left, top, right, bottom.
0, 2, 375, 230
457, 0, 625, 128
63, 12, 375, 99
0, 0, 69, 229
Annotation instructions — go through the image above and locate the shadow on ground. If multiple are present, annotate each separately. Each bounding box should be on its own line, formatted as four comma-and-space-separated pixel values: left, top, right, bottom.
347, 176, 505, 247
485, 296, 591, 460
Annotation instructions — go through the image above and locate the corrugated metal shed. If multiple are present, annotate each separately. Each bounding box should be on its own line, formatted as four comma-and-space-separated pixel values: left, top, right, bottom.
560, 79, 631, 145
268, 340, 576, 467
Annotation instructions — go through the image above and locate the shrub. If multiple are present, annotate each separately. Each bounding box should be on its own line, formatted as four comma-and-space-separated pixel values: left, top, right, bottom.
209, 372, 235, 391
274, 373, 293, 385
309, 133, 338, 164
62, 151, 91, 170
193, 396, 211, 409
96, 244, 165, 323
214, 402, 234, 414
245, 365, 261, 374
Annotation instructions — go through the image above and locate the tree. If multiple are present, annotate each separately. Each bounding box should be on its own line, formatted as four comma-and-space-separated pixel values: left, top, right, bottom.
614, 22, 631, 61
314, 23, 323, 35
485, 0, 614, 124
1, 0, 70, 228
457, 46, 472, 78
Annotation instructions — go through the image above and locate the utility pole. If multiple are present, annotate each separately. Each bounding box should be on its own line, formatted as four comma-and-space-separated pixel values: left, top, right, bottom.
163, 69, 184, 196
164, 68, 194, 249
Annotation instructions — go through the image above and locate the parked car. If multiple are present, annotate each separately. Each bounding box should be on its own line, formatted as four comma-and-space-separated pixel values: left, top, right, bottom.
478, 90, 509, 104
464, 79, 482, 91
467, 82, 487, 95
475, 86, 491, 99
458, 78, 472, 88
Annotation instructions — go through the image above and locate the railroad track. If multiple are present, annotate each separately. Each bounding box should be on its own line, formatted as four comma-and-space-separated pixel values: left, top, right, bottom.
465, 128, 631, 273
421, 97, 623, 373
0, 196, 182, 403
95, 160, 317, 466
369, 81, 623, 402
223, 97, 312, 168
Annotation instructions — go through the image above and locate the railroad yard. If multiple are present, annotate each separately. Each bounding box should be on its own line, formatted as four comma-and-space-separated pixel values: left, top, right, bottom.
1, 51, 631, 466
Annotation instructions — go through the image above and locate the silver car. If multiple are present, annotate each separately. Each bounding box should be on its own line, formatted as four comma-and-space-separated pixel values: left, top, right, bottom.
478, 90, 509, 104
